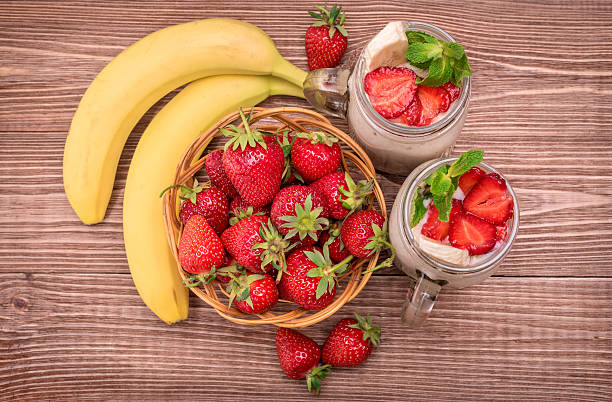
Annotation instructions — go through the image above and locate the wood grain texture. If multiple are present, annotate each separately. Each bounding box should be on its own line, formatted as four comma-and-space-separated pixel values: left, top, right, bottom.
1, 0, 612, 400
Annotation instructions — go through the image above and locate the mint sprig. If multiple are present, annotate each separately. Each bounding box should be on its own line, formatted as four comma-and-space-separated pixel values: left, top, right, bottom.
405, 30, 472, 87
410, 150, 484, 227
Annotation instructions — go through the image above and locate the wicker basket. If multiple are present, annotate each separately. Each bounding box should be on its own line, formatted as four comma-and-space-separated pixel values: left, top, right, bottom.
162, 107, 386, 327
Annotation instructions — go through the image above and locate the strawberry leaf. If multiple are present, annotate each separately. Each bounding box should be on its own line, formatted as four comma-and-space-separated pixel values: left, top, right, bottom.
316, 276, 329, 299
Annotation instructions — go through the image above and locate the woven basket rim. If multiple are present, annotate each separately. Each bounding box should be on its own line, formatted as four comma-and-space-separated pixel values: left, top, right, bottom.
161, 106, 386, 328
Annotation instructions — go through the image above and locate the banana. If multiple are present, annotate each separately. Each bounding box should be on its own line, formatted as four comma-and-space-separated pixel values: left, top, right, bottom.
123, 74, 304, 324
64, 18, 307, 224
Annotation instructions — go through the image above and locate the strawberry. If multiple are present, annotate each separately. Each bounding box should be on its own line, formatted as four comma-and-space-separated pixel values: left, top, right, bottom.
222, 109, 284, 207
270, 186, 329, 245
226, 272, 278, 314
161, 179, 229, 235
319, 225, 350, 263
221, 215, 293, 277
279, 245, 352, 310
229, 195, 269, 225
204, 149, 238, 199
458, 166, 486, 195
449, 212, 497, 255
364, 66, 418, 119
389, 96, 422, 126
291, 131, 342, 183
276, 328, 331, 395
496, 224, 508, 241
215, 256, 245, 284
178, 215, 225, 275
415, 85, 450, 126
305, 4, 348, 71
340, 209, 395, 272
310, 172, 373, 220
463, 173, 514, 224
420, 199, 463, 241
322, 313, 380, 367
442, 81, 461, 103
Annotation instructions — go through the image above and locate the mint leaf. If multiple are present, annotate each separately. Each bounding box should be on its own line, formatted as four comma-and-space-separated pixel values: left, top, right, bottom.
433, 190, 454, 222
430, 169, 452, 195
448, 150, 484, 177
411, 187, 428, 227
405, 30, 472, 88
406, 42, 443, 64
417, 56, 453, 87
406, 31, 438, 44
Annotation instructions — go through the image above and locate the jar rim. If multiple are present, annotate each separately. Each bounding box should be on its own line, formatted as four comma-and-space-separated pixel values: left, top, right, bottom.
354, 21, 471, 138
399, 157, 520, 274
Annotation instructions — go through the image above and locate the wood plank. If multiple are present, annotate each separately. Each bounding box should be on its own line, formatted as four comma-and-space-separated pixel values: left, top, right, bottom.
1, 274, 611, 400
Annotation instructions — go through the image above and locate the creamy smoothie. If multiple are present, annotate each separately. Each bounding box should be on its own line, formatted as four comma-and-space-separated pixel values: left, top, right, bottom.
346, 21, 471, 175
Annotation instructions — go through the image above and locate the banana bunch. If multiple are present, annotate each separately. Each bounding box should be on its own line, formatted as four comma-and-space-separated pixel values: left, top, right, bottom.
62, 18, 306, 324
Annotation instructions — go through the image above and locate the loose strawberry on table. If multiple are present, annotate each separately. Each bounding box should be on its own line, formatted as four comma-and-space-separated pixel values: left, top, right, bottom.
310, 171, 373, 220
221, 109, 284, 207
221, 215, 293, 277
305, 4, 348, 71
276, 327, 331, 395
270, 186, 329, 245
205, 149, 237, 199
322, 313, 380, 367
178, 214, 225, 275
226, 272, 278, 314
291, 131, 342, 183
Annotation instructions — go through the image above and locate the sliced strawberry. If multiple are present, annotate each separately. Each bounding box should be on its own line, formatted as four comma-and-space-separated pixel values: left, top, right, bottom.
364, 67, 417, 119
449, 212, 497, 255
463, 173, 514, 225
389, 96, 422, 126
421, 199, 463, 241
495, 224, 508, 241
442, 82, 461, 103
458, 166, 486, 195
415, 85, 450, 126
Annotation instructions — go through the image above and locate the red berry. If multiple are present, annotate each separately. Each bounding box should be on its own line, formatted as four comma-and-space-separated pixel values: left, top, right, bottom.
178, 215, 225, 274
389, 96, 422, 126
205, 149, 238, 198
276, 327, 330, 394
415, 85, 450, 126
458, 166, 486, 195
364, 66, 418, 119
319, 230, 351, 263
310, 172, 373, 220
449, 212, 497, 255
442, 81, 461, 102
178, 185, 228, 235
231, 273, 278, 314
322, 313, 380, 367
304, 5, 348, 71
291, 132, 342, 183
270, 185, 329, 243
340, 210, 386, 259
496, 223, 509, 241
420, 199, 463, 241
463, 173, 514, 224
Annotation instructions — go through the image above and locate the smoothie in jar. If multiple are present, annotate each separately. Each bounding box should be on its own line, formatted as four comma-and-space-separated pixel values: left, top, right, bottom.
346, 21, 472, 175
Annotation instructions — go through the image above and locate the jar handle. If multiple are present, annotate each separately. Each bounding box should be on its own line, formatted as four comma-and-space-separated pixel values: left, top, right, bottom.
401, 271, 442, 327
303, 68, 351, 119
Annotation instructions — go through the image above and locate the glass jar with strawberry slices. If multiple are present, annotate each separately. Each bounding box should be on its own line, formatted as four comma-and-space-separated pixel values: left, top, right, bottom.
304, 21, 471, 175
388, 151, 519, 327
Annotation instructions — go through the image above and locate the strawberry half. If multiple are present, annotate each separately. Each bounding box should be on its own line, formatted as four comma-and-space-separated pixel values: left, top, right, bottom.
458, 166, 486, 195
420, 199, 463, 241
415, 85, 450, 126
364, 66, 417, 119
463, 173, 514, 225
449, 212, 497, 255
442, 82, 461, 103
389, 96, 422, 126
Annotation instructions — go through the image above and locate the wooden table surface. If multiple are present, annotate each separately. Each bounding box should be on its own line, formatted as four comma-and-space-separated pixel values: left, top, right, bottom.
1, 1, 611, 400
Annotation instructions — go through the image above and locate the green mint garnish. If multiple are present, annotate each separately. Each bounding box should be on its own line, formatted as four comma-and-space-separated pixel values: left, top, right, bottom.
405, 30, 472, 87
410, 150, 484, 227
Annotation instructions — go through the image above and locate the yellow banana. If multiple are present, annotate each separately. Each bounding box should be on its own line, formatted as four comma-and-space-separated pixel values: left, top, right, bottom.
64, 18, 307, 224
123, 74, 304, 324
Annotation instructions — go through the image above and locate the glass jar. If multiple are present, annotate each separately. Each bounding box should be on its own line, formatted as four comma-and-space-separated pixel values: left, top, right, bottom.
304, 21, 471, 175
389, 157, 520, 327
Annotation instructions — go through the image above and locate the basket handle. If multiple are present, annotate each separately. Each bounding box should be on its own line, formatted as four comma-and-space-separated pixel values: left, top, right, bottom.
303, 68, 350, 119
